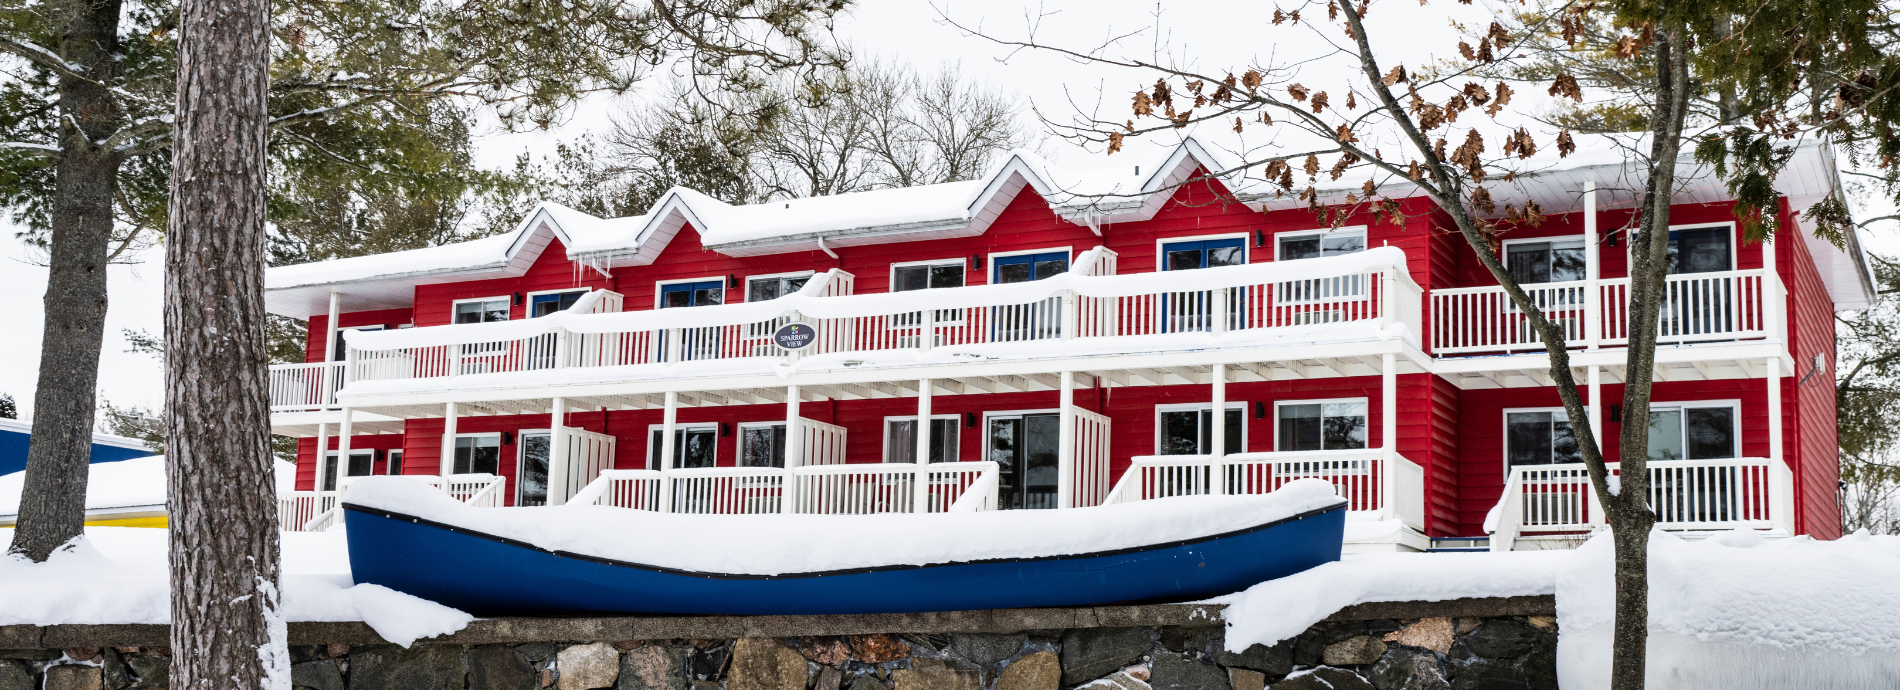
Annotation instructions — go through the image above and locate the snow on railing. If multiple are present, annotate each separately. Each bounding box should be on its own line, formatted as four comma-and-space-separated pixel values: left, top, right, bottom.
331, 249, 1416, 391
1104, 450, 1421, 529
1487, 457, 1794, 551
268, 362, 345, 411
568, 461, 1001, 515
1431, 269, 1779, 355
278, 473, 501, 531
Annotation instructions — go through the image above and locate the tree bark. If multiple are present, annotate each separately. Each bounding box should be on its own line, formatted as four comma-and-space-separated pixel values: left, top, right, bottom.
7, 0, 127, 563
1603, 27, 1693, 690
165, 0, 285, 683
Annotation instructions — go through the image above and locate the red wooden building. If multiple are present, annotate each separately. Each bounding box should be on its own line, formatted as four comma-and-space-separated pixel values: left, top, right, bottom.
264, 136, 1869, 550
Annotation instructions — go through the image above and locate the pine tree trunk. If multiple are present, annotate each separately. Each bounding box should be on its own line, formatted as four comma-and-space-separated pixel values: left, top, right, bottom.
7, 0, 126, 563
165, 0, 285, 683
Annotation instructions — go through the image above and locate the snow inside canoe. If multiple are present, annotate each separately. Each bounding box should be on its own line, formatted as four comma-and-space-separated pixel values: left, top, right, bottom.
340, 477, 1348, 616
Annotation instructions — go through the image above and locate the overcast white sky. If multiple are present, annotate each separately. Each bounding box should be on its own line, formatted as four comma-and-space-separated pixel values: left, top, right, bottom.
0, 0, 1892, 421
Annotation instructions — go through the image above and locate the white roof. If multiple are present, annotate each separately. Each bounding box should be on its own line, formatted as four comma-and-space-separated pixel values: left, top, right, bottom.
266, 133, 1874, 316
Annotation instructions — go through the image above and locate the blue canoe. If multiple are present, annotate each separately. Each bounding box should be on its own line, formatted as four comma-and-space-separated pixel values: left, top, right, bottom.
342, 500, 1346, 616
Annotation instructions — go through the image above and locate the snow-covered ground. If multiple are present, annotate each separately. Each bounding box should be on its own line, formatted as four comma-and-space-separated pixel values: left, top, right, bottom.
0, 527, 469, 646
1215, 529, 1900, 690
5, 482, 1899, 685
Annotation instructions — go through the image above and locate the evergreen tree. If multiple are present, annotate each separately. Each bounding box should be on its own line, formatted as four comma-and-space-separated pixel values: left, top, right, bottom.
0, 0, 851, 563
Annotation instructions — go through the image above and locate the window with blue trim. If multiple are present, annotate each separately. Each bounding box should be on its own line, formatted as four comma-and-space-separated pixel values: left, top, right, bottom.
1158, 238, 1245, 332
993, 252, 1069, 284
660, 280, 724, 308
1161, 238, 1245, 271
530, 290, 587, 318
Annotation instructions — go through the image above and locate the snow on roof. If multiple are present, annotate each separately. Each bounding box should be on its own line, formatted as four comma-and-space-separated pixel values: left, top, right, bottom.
0, 456, 297, 520
265, 133, 1873, 316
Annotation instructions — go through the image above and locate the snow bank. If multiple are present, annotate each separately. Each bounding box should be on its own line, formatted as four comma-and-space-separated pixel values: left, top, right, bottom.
346, 246, 1411, 351
343, 476, 1347, 575
0, 457, 300, 516
0, 527, 470, 647
1557, 529, 1900, 689
1215, 550, 1570, 651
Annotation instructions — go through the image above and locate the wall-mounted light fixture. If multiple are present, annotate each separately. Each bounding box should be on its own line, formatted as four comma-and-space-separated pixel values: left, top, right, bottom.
969, 254, 984, 272
512, 292, 523, 305
502, 431, 514, 445
1254, 401, 1267, 419
965, 412, 978, 428
719, 422, 731, 438
1609, 405, 1622, 423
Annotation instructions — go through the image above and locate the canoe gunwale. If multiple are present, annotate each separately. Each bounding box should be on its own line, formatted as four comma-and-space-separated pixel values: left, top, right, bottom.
340, 499, 1348, 581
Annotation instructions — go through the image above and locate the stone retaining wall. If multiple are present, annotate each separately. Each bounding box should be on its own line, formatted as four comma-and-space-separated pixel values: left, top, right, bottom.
0, 597, 1556, 690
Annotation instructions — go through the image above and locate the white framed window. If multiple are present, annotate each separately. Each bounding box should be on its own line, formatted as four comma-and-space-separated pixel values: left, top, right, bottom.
514, 429, 550, 506
1646, 401, 1740, 461
386, 449, 404, 476
527, 289, 589, 318
890, 259, 966, 292
985, 408, 1062, 510
647, 423, 718, 469
890, 259, 967, 328
451, 433, 501, 475
1274, 228, 1369, 310
1154, 402, 1247, 456
1274, 226, 1367, 261
452, 296, 511, 324
738, 421, 789, 468
1503, 408, 1582, 472
1158, 233, 1250, 272
1274, 399, 1368, 451
745, 272, 815, 302
1500, 237, 1586, 285
1628, 222, 1737, 275
320, 449, 375, 491
884, 415, 961, 464
331, 324, 383, 361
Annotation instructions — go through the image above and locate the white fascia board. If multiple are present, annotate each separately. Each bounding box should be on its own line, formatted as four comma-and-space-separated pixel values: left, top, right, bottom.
1429, 340, 1795, 375
331, 338, 1417, 410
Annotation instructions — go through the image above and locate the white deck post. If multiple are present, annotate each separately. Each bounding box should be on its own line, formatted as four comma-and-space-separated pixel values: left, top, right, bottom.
1061, 291, 1078, 340
1058, 371, 1076, 508
441, 401, 458, 479
659, 391, 678, 512
1587, 365, 1603, 449
1210, 363, 1226, 495
335, 407, 354, 504
312, 421, 330, 494
1767, 356, 1792, 532
1381, 353, 1397, 518
322, 292, 341, 407
1211, 289, 1228, 335
919, 308, 936, 352
914, 378, 933, 512
1584, 178, 1601, 349
783, 384, 802, 514
548, 397, 569, 506
1764, 232, 1784, 341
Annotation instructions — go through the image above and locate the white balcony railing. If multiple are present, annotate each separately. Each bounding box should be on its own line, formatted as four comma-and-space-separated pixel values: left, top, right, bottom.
1430, 269, 1782, 355
277, 473, 505, 531
568, 462, 1001, 515
1102, 449, 1424, 531
297, 248, 1417, 403
1488, 457, 1795, 551
268, 361, 346, 411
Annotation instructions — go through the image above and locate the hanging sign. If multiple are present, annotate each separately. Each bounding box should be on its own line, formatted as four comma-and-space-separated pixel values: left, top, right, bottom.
773, 322, 818, 351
